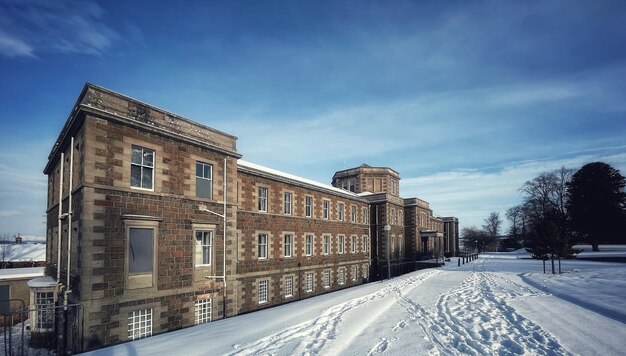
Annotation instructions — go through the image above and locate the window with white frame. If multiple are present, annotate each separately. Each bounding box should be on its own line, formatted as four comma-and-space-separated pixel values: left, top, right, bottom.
195, 230, 212, 267
285, 276, 294, 298
363, 264, 368, 279
391, 208, 396, 224
339, 235, 345, 254
33, 291, 55, 331
305, 196, 313, 217
338, 268, 345, 285
351, 206, 356, 223
128, 308, 152, 340
258, 187, 268, 212
362, 207, 367, 224
131, 146, 154, 190
352, 265, 357, 281
305, 234, 313, 256
392, 236, 396, 253
338, 203, 345, 221
398, 210, 403, 226
284, 192, 292, 215
323, 235, 330, 255
195, 298, 212, 324
258, 234, 268, 259
351, 236, 357, 253
363, 236, 368, 253
195, 161, 213, 199
306, 272, 314, 292
258, 280, 268, 304
284, 234, 293, 257
322, 200, 329, 219
324, 270, 330, 288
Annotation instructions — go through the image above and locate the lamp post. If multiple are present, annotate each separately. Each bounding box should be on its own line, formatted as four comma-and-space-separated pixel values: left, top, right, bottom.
384, 224, 391, 279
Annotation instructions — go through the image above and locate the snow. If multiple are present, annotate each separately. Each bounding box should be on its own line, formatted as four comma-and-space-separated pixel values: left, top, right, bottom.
27, 276, 56, 288
238, 160, 360, 198
0, 267, 44, 280
84, 251, 626, 356
2, 242, 47, 262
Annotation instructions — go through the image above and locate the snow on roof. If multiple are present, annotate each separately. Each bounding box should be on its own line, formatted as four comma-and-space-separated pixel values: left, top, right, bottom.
27, 276, 56, 288
238, 160, 361, 199
2, 243, 46, 262
0, 267, 44, 281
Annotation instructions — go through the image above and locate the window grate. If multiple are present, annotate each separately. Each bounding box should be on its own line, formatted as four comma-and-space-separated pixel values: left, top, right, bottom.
128, 308, 152, 340
195, 298, 212, 324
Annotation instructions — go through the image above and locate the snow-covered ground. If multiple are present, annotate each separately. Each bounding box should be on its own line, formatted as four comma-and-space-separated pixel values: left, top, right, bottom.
84, 254, 626, 356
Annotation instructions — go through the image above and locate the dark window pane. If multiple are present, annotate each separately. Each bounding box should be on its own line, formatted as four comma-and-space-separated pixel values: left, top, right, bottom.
131, 148, 142, 164
129, 228, 153, 273
197, 177, 211, 198
196, 162, 203, 178
204, 165, 211, 179
142, 167, 153, 189
143, 151, 153, 167
131, 166, 142, 187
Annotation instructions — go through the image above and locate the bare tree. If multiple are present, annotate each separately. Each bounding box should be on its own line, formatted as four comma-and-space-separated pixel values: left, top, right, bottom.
0, 233, 13, 268
482, 212, 501, 250
461, 226, 483, 253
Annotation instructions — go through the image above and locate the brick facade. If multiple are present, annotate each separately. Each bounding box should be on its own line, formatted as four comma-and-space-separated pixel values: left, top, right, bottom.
42, 83, 456, 352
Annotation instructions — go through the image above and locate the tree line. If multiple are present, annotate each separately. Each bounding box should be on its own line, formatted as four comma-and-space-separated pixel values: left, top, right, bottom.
462, 162, 626, 272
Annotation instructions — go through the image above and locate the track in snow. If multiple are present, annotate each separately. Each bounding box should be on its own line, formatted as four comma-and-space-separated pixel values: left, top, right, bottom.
392, 258, 572, 355
228, 270, 442, 355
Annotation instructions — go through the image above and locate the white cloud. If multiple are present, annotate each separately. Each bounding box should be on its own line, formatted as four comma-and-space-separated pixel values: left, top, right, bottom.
0, 210, 20, 217
401, 151, 626, 231
0, 31, 35, 58
0, 0, 122, 57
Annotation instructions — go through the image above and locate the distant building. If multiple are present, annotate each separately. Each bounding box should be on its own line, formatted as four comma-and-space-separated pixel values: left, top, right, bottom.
39, 83, 458, 352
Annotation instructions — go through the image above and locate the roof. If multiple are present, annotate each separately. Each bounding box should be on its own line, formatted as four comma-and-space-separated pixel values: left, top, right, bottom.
0, 267, 45, 281
2, 242, 46, 262
238, 160, 363, 199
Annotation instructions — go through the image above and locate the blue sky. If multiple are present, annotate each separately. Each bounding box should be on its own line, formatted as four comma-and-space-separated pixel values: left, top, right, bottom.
1, 0, 625, 236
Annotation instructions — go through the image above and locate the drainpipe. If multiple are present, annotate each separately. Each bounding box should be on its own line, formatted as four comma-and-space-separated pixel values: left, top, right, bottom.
223, 158, 227, 319
57, 152, 64, 287
64, 137, 74, 309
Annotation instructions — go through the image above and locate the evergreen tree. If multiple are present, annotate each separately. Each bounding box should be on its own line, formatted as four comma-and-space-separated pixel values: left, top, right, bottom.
566, 162, 626, 251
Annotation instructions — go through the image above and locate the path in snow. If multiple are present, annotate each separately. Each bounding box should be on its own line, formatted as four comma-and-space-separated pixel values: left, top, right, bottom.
228, 270, 442, 355
229, 257, 571, 356
392, 258, 572, 355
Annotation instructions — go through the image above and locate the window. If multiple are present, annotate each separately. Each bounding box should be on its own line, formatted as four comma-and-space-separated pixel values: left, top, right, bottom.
352, 266, 357, 281
305, 235, 313, 256
195, 230, 212, 266
339, 235, 345, 254
324, 270, 330, 288
338, 203, 345, 221
338, 268, 345, 285
284, 234, 293, 257
362, 207, 367, 224
258, 187, 268, 212
398, 210, 403, 226
284, 192, 292, 215
351, 236, 357, 253
33, 291, 54, 331
363, 264, 368, 279
306, 272, 314, 292
363, 236, 368, 253
258, 234, 268, 259
323, 235, 330, 255
323, 200, 330, 219
391, 208, 396, 224
128, 308, 152, 340
351, 206, 356, 223
305, 196, 313, 217
195, 298, 212, 324
131, 146, 154, 190
392, 236, 396, 253
128, 227, 155, 289
195, 161, 212, 199
285, 276, 294, 298
258, 280, 268, 303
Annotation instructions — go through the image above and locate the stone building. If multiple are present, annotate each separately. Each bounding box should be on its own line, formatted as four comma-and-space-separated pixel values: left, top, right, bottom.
39, 83, 457, 352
